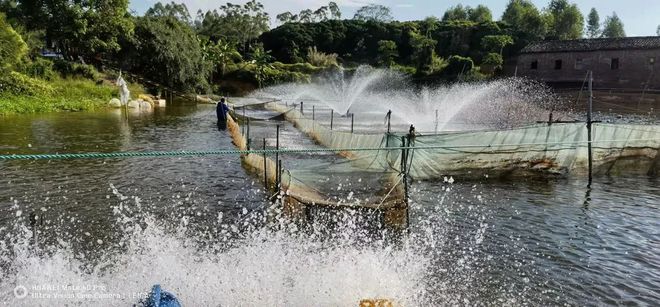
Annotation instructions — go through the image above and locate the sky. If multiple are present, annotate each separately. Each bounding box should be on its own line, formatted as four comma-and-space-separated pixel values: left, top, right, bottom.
129, 0, 660, 37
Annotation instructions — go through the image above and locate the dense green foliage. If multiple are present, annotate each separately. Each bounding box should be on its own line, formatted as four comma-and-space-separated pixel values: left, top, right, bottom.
3, 0, 133, 60
0, 71, 53, 96
261, 19, 507, 67
377, 40, 398, 67
0, 0, 634, 109
545, 0, 584, 40
0, 12, 27, 70
52, 60, 101, 80
119, 16, 210, 92
0, 77, 122, 115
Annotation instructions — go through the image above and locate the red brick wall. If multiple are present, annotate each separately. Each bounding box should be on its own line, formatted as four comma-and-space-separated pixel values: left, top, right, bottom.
514, 49, 660, 90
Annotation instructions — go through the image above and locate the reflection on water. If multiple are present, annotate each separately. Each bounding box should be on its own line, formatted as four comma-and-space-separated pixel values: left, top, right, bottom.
0, 106, 658, 306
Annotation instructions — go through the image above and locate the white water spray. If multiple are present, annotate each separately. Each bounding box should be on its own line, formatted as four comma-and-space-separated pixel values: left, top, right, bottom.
252, 66, 565, 132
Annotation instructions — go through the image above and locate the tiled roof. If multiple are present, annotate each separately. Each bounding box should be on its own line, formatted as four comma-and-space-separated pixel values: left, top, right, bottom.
520, 36, 660, 53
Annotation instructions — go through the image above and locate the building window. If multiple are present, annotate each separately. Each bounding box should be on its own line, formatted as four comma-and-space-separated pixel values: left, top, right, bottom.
611, 58, 619, 70
530, 60, 538, 70
555, 59, 562, 70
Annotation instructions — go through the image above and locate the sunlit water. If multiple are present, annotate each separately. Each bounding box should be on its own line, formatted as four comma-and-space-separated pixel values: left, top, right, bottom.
0, 105, 658, 306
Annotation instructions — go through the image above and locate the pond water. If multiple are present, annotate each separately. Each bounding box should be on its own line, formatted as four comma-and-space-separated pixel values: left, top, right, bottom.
0, 105, 658, 306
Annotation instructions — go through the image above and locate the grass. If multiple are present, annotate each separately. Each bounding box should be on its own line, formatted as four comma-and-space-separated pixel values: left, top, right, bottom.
0, 76, 146, 116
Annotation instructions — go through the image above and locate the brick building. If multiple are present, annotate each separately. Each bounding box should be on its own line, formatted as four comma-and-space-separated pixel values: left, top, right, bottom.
513, 37, 660, 90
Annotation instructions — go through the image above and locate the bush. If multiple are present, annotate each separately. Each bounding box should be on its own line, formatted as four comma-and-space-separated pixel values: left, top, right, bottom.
0, 13, 27, 70
17, 57, 57, 80
444, 55, 474, 77
224, 63, 311, 87
53, 59, 101, 80
480, 53, 503, 74
0, 71, 54, 96
307, 46, 338, 67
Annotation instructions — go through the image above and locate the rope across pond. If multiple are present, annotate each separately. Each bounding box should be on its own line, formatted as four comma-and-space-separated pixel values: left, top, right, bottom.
0, 138, 658, 160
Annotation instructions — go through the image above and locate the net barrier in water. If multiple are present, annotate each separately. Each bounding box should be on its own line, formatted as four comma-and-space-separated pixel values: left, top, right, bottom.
263, 102, 660, 179
226, 111, 409, 229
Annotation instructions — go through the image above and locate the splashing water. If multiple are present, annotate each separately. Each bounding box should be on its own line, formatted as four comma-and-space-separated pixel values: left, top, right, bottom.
0, 182, 529, 306
0, 193, 430, 306
252, 67, 567, 132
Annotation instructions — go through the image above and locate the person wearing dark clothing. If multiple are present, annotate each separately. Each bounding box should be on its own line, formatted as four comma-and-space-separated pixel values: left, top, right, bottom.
216, 98, 230, 130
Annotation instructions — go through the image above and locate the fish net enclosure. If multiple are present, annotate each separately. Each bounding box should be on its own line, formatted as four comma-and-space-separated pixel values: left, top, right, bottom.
225, 98, 407, 228
223, 74, 660, 226
384, 123, 660, 179
256, 99, 659, 180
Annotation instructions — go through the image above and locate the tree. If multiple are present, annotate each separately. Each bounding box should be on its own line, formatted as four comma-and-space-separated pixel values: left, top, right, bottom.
249, 44, 274, 88
377, 40, 398, 67
501, 0, 547, 41
409, 30, 437, 75
468, 5, 493, 23
353, 4, 393, 22
197, 0, 269, 52
442, 5, 469, 21
121, 16, 209, 92
481, 35, 514, 55
276, 12, 297, 24
657, 25, 660, 36
586, 8, 600, 38
0, 12, 27, 70
545, 0, 584, 40
202, 39, 242, 77
601, 12, 625, 38
146, 2, 192, 24
7, 0, 133, 61
276, 2, 340, 24
328, 2, 341, 19
298, 9, 314, 23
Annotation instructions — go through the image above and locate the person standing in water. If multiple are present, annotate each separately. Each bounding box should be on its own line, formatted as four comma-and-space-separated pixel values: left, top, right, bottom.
216, 97, 230, 130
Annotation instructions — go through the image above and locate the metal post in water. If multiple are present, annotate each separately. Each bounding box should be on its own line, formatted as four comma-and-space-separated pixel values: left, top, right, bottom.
312, 105, 315, 120
548, 111, 554, 126
351, 113, 354, 133
387, 110, 392, 134
434, 109, 439, 134
400, 136, 409, 204
587, 70, 594, 183
275, 125, 280, 180
277, 159, 282, 192
246, 118, 251, 150
330, 110, 334, 130
385, 110, 392, 147
300, 101, 304, 115
263, 138, 268, 191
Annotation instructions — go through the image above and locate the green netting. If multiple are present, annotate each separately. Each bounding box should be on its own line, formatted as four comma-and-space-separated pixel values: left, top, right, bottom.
227, 105, 406, 225
265, 102, 660, 179
385, 123, 660, 179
